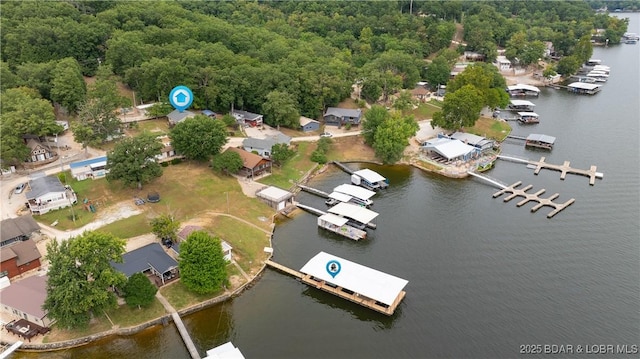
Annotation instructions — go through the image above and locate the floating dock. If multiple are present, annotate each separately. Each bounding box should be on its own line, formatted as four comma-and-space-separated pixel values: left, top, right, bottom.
351, 168, 389, 190
295, 202, 377, 229
327, 202, 378, 230
266, 252, 408, 316
497, 155, 603, 185
334, 183, 376, 206
492, 181, 575, 218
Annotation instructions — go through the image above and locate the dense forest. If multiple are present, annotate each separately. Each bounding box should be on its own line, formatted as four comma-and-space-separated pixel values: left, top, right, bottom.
0, 0, 633, 166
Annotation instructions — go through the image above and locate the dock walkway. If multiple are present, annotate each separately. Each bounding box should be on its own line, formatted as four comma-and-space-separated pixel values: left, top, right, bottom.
296, 184, 330, 198
492, 181, 575, 218
156, 292, 201, 359
332, 161, 354, 175
497, 155, 603, 185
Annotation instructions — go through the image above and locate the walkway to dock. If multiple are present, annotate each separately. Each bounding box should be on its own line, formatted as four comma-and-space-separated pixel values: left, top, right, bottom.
0, 341, 23, 359
492, 181, 575, 218
155, 292, 201, 359
296, 184, 330, 198
332, 161, 354, 175
265, 259, 304, 279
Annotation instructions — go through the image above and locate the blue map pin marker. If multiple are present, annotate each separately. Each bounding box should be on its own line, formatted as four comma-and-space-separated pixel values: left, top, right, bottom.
326, 260, 341, 278
169, 85, 193, 113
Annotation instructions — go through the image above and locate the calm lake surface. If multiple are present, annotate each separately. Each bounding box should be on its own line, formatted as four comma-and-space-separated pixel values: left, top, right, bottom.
18, 13, 639, 359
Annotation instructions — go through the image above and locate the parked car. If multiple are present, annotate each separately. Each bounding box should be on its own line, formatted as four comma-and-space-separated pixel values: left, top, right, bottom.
320, 132, 333, 138
14, 183, 26, 194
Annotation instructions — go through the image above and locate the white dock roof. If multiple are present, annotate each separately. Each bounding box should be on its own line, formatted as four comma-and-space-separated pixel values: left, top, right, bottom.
300, 251, 408, 306
328, 191, 353, 202
353, 168, 386, 183
508, 84, 541, 93
256, 186, 293, 202
510, 99, 535, 107
567, 82, 602, 90
205, 342, 246, 359
527, 134, 556, 144
517, 112, 539, 117
334, 184, 376, 201
328, 202, 379, 224
318, 213, 349, 226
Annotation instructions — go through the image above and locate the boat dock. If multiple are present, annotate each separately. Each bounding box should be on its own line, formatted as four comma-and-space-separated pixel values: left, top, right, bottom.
497, 155, 603, 185
155, 293, 201, 359
492, 181, 575, 218
266, 252, 408, 316
318, 213, 368, 240
296, 184, 330, 198
296, 202, 377, 229
530, 156, 603, 185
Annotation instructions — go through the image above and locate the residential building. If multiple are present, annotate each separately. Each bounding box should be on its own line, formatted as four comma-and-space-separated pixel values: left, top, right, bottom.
24, 139, 57, 166
0, 216, 40, 248
0, 274, 52, 327
225, 147, 272, 179
0, 239, 42, 279
167, 109, 196, 126
323, 107, 362, 127
111, 243, 178, 286
231, 110, 263, 127
25, 175, 77, 215
69, 156, 108, 181
299, 116, 320, 132
242, 134, 291, 158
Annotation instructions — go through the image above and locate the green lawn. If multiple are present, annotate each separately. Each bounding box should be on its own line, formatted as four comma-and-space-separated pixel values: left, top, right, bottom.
159, 280, 225, 311
258, 141, 317, 190
465, 117, 512, 141
105, 299, 167, 327
408, 101, 442, 120
98, 214, 152, 239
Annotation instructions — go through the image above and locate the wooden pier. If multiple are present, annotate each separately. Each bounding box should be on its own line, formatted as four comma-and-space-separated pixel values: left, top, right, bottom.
296, 184, 330, 198
265, 260, 404, 315
531, 156, 603, 185
492, 181, 575, 218
155, 292, 200, 359
332, 161, 354, 175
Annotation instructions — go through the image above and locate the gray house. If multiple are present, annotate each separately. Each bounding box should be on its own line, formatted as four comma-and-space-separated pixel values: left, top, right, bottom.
449, 132, 495, 153
26, 175, 76, 215
323, 107, 362, 127
231, 110, 263, 127
167, 110, 196, 126
242, 134, 291, 158
111, 243, 178, 286
300, 116, 320, 132
1, 216, 40, 247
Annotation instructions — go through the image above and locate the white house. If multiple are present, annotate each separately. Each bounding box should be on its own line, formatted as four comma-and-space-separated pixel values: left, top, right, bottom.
495, 56, 512, 71
26, 175, 76, 215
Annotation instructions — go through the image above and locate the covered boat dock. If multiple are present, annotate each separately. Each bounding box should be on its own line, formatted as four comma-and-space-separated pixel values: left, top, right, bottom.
517, 112, 540, 124
567, 82, 602, 95
351, 168, 388, 190
327, 202, 378, 229
317, 213, 367, 240
333, 184, 376, 207
525, 134, 556, 150
507, 84, 540, 97
508, 99, 536, 111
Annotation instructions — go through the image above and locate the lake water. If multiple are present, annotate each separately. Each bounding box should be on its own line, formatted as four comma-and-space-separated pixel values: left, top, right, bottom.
16, 13, 639, 359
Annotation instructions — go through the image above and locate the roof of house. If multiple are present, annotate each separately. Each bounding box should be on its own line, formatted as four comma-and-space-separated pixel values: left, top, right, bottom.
411, 87, 429, 96
1, 239, 41, 265
267, 133, 291, 144
25, 139, 51, 152
231, 110, 262, 121
256, 186, 293, 203
1, 216, 40, 243
226, 147, 269, 169
421, 138, 476, 160
202, 110, 216, 117
299, 116, 319, 126
242, 137, 277, 151
450, 132, 494, 147
167, 109, 196, 125
178, 225, 205, 241
0, 274, 48, 319
26, 176, 66, 200
324, 107, 362, 119
69, 156, 108, 169
111, 243, 177, 277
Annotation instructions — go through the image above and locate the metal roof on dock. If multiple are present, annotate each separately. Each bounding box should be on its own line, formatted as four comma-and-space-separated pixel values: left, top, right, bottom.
328, 202, 379, 224
333, 184, 376, 201
526, 134, 556, 144
318, 213, 349, 226
508, 84, 541, 93
353, 168, 386, 183
567, 82, 602, 90
517, 112, 539, 117
299, 251, 408, 306
510, 99, 536, 107
328, 191, 353, 202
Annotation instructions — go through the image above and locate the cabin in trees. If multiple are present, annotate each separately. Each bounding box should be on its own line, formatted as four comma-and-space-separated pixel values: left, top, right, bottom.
0, 239, 42, 279
24, 138, 57, 167
25, 175, 77, 215
323, 107, 362, 127
167, 109, 196, 126
299, 116, 320, 132
232, 110, 263, 127
156, 136, 184, 163
225, 147, 272, 179
494, 56, 512, 71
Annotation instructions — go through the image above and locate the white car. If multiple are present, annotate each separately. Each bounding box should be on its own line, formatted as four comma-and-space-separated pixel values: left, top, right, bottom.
14, 183, 26, 194
320, 132, 333, 138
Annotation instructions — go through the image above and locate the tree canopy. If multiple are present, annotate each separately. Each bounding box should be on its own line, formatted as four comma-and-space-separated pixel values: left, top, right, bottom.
123, 272, 158, 309
178, 230, 228, 295
43, 231, 126, 329
431, 85, 485, 131
371, 112, 419, 164
211, 150, 244, 175
169, 115, 228, 161
150, 214, 180, 242
106, 133, 163, 189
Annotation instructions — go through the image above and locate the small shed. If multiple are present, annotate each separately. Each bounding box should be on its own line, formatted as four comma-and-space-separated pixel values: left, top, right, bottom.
299, 116, 320, 132
256, 186, 294, 211
202, 109, 217, 118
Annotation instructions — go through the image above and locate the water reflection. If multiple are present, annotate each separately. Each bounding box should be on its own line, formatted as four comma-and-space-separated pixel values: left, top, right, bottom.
183, 300, 235, 355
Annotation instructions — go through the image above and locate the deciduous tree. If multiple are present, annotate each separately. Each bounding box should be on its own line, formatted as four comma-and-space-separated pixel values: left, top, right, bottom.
43, 231, 126, 329
211, 150, 243, 175
262, 90, 300, 129
270, 143, 295, 167
50, 57, 86, 113
431, 85, 484, 131
106, 133, 163, 189
372, 113, 418, 164
170, 115, 228, 161
123, 272, 157, 309
150, 214, 180, 242
362, 105, 389, 145
178, 231, 228, 295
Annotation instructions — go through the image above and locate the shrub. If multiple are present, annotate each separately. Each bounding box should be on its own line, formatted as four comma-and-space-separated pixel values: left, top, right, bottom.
170, 158, 182, 165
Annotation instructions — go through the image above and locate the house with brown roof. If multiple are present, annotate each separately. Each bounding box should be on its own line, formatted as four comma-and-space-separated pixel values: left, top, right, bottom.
410, 86, 430, 102
0, 239, 42, 279
1, 216, 40, 248
24, 138, 57, 167
0, 274, 52, 328
225, 147, 271, 179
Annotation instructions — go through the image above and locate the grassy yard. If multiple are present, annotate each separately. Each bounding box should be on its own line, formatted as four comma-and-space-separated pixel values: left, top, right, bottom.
258, 141, 317, 190
464, 116, 512, 141
408, 100, 442, 120
98, 214, 152, 238
125, 119, 170, 137
159, 280, 225, 311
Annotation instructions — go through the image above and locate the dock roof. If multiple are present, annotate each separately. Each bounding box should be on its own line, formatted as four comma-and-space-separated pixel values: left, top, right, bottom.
510, 99, 535, 107
567, 82, 602, 90
526, 134, 556, 144
333, 184, 376, 201
508, 84, 540, 93
517, 112, 539, 117
422, 138, 476, 161
256, 186, 293, 202
328, 202, 378, 224
353, 168, 386, 183
318, 213, 349, 226
299, 251, 408, 306
328, 191, 353, 203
